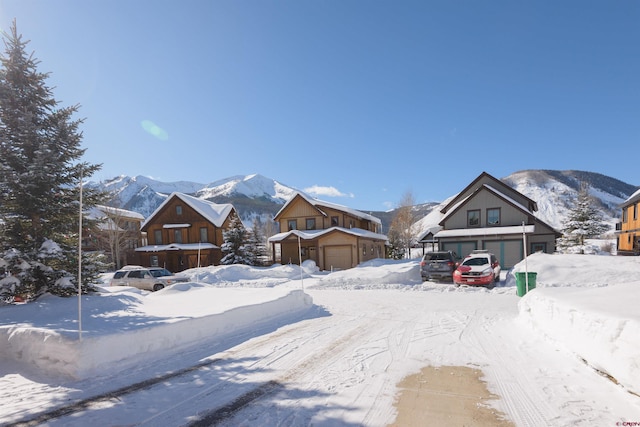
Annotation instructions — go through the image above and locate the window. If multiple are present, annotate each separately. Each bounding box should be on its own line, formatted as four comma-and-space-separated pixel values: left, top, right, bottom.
531, 243, 546, 253
623, 207, 628, 223
467, 210, 480, 227
634, 204, 638, 221
150, 255, 159, 267
174, 229, 182, 243
487, 208, 500, 226
288, 219, 297, 231
154, 229, 162, 244
363, 244, 367, 256
199, 227, 208, 242
176, 205, 182, 215
331, 216, 339, 226
306, 218, 316, 230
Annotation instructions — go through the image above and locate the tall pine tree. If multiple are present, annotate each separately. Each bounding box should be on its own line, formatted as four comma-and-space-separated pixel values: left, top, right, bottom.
0, 21, 103, 300
220, 214, 251, 265
557, 182, 610, 254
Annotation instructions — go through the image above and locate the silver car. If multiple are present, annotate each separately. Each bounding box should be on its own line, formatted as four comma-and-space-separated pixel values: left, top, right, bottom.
110, 266, 189, 291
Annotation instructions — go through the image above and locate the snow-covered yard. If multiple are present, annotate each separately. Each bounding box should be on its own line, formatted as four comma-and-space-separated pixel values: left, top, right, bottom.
1, 253, 639, 426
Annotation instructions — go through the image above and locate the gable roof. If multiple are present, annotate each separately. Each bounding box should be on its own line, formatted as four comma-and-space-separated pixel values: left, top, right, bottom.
268, 226, 388, 243
142, 192, 235, 229
439, 183, 560, 234
620, 188, 640, 208
274, 192, 382, 225
441, 171, 538, 214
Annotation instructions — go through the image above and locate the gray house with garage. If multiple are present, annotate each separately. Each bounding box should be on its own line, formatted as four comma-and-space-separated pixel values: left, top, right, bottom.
434, 171, 560, 268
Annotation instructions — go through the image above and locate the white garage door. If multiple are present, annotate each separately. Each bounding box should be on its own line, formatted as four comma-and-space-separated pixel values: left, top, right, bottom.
324, 245, 352, 271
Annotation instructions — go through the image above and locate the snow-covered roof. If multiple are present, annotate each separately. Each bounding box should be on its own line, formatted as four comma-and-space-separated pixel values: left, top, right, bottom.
621, 187, 640, 207
275, 192, 382, 225
142, 192, 235, 229
135, 243, 219, 252
434, 224, 535, 238
87, 205, 145, 222
417, 226, 442, 242
268, 227, 388, 243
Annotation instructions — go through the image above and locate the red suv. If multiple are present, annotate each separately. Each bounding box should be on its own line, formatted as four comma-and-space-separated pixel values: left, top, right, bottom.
453, 250, 501, 287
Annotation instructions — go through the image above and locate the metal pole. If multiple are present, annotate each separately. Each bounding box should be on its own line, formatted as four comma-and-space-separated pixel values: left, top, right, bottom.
78, 171, 83, 341
298, 234, 304, 291
522, 221, 529, 293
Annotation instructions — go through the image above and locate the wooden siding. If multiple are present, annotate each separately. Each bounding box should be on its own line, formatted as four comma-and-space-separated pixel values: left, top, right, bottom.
444, 189, 529, 229
618, 201, 640, 253
145, 197, 226, 246
276, 195, 379, 232
445, 172, 535, 214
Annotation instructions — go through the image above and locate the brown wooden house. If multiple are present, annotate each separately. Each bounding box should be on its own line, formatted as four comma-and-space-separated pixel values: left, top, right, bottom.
616, 188, 640, 255
268, 192, 388, 271
136, 192, 238, 272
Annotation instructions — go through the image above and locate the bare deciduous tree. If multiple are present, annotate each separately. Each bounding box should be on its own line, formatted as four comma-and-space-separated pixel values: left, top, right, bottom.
388, 190, 418, 259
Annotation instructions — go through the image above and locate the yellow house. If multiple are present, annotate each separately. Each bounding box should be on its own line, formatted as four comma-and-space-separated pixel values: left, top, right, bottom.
616, 188, 640, 255
269, 193, 387, 271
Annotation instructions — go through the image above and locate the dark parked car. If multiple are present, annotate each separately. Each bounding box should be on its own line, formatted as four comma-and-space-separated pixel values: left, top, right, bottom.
420, 251, 460, 282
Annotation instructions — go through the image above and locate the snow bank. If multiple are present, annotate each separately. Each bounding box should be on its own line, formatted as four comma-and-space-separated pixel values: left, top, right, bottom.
515, 253, 640, 396
518, 285, 640, 395
0, 286, 312, 379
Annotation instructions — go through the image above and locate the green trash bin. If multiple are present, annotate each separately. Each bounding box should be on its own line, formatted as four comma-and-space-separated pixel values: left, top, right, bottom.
516, 272, 537, 297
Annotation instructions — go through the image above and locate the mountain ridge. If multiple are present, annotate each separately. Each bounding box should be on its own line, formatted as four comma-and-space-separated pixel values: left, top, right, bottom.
87, 170, 638, 235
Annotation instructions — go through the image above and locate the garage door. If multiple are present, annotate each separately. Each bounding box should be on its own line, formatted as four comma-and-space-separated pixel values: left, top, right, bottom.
441, 241, 477, 259
324, 245, 352, 271
484, 240, 523, 269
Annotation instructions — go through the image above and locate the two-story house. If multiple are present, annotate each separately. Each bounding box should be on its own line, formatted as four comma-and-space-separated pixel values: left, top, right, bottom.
268, 192, 387, 271
434, 172, 560, 268
616, 188, 640, 255
135, 192, 238, 272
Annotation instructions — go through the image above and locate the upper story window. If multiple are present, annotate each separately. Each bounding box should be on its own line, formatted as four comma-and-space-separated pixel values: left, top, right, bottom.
176, 205, 183, 215
634, 204, 638, 221
467, 209, 480, 227
154, 229, 162, 244
331, 216, 339, 227
288, 219, 297, 231
306, 218, 316, 230
199, 227, 208, 243
487, 208, 500, 226
174, 229, 183, 243
623, 207, 628, 223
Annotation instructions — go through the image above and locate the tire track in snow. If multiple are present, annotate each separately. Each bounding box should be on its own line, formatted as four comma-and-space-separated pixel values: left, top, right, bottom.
458, 314, 555, 427
184, 321, 373, 426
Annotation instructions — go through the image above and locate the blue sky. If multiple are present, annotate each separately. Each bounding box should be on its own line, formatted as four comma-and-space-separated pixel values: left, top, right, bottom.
1, 1, 638, 210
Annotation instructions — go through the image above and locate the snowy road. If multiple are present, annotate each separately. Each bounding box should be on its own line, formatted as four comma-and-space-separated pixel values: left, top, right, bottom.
5, 286, 639, 426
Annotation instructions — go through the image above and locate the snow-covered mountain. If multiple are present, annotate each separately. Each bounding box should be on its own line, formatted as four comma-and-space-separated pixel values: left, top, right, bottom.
89, 170, 638, 235
412, 170, 638, 238
87, 173, 300, 220
196, 174, 297, 202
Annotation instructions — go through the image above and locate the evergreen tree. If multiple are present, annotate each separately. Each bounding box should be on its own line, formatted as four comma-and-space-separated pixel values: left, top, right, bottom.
247, 216, 268, 266
557, 182, 610, 254
0, 21, 103, 300
220, 214, 251, 265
